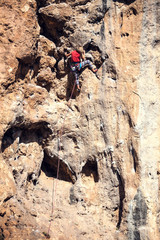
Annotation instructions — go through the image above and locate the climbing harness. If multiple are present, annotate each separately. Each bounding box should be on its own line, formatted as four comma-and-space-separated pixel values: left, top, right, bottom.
70, 62, 82, 72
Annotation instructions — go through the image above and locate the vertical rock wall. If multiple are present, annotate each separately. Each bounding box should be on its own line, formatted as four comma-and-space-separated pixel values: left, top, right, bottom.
0, 0, 159, 239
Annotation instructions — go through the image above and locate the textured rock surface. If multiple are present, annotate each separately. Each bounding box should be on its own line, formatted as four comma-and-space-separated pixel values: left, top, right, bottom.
0, 0, 160, 239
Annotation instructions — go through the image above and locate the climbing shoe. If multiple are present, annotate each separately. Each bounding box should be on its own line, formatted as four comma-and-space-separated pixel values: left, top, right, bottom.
77, 85, 81, 92
91, 65, 98, 73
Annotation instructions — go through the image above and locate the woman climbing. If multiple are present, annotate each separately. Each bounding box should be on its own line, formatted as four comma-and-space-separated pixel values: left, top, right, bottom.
65, 47, 98, 91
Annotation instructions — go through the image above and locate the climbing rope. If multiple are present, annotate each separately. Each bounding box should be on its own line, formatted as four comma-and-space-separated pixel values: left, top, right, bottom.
47, 80, 76, 237
46, 55, 100, 238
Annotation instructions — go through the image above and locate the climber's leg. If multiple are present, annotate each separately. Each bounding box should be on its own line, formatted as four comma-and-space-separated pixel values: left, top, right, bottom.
81, 60, 98, 72
73, 71, 80, 91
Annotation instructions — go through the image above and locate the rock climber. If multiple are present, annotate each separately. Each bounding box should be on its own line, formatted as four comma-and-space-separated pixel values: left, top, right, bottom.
65, 47, 98, 91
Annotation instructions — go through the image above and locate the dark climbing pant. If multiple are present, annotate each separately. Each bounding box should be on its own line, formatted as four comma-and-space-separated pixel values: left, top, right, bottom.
72, 60, 95, 85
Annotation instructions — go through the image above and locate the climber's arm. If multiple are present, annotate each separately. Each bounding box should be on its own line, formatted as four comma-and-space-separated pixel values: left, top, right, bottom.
81, 51, 85, 60
65, 52, 72, 58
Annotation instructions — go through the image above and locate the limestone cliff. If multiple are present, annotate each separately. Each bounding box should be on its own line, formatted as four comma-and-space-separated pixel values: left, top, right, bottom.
0, 0, 160, 239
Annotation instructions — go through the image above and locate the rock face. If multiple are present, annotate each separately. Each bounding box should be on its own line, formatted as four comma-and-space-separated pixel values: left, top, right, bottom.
0, 0, 160, 239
